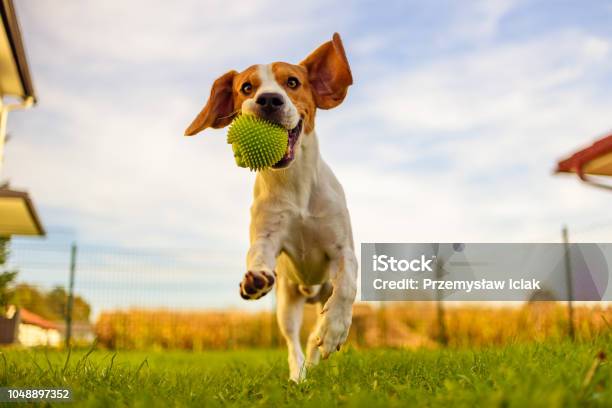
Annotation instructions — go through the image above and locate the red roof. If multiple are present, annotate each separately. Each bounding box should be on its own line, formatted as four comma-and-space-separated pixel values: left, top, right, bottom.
19, 308, 59, 331
556, 133, 612, 178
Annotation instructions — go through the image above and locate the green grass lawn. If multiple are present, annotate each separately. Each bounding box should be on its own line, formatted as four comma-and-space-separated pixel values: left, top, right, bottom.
0, 339, 610, 407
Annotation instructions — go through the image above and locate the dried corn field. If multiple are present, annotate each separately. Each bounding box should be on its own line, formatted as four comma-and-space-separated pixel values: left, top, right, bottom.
95, 302, 612, 350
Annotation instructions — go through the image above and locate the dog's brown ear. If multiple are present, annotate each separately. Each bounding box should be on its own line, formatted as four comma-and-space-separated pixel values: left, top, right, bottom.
300, 33, 353, 110
185, 70, 238, 136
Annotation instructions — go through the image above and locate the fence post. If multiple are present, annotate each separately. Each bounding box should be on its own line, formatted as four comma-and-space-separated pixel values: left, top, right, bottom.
435, 257, 448, 346
65, 242, 77, 348
562, 226, 575, 341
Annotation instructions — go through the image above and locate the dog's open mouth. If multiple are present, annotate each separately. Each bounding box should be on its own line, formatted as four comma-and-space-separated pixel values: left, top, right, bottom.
272, 120, 302, 169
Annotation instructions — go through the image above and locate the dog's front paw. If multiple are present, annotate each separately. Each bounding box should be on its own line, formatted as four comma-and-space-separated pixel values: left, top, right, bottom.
239, 270, 275, 300
314, 300, 352, 359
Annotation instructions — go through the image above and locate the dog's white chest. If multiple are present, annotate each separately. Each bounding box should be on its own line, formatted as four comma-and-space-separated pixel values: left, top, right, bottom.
278, 211, 331, 285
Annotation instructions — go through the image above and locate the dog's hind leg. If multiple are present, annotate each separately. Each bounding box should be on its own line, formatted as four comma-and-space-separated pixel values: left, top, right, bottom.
276, 272, 307, 382
305, 281, 332, 368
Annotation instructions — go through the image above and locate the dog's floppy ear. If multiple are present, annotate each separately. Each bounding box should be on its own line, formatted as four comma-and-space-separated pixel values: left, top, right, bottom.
185, 70, 238, 136
300, 33, 353, 110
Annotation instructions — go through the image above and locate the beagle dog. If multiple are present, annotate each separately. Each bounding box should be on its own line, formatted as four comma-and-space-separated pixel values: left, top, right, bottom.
185, 33, 357, 382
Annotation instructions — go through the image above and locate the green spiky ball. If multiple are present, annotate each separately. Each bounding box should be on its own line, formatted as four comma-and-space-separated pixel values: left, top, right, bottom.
227, 115, 288, 171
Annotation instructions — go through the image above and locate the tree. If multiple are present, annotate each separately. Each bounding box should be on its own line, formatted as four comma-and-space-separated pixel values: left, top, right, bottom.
11, 284, 91, 322
47, 286, 91, 322
12, 284, 52, 318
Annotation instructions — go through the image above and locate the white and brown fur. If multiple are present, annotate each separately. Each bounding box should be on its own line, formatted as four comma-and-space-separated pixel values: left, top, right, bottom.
185, 33, 357, 382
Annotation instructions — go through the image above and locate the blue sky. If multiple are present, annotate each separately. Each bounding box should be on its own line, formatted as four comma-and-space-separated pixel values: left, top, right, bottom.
4, 0, 612, 313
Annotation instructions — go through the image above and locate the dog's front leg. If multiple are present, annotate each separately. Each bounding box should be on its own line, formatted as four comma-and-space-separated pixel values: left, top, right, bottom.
313, 247, 358, 359
239, 233, 281, 300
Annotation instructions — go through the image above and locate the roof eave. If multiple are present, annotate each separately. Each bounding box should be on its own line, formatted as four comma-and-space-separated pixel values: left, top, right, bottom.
0, 0, 36, 103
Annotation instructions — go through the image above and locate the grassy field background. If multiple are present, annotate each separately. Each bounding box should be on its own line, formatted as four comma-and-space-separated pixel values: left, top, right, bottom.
1, 339, 610, 407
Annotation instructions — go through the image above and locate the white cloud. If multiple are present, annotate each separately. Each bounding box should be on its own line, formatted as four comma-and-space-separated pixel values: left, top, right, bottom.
446, 0, 520, 42
368, 31, 611, 134
325, 29, 612, 245
20, 0, 320, 66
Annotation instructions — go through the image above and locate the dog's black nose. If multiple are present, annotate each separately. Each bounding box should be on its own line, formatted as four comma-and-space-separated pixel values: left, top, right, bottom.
256, 93, 284, 112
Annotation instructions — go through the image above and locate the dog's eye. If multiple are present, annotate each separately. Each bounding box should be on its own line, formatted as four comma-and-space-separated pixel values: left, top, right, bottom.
287, 77, 300, 89
241, 82, 253, 95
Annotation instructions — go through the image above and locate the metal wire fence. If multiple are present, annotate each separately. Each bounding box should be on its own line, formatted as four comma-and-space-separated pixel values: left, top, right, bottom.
7, 240, 273, 315
5, 238, 282, 347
